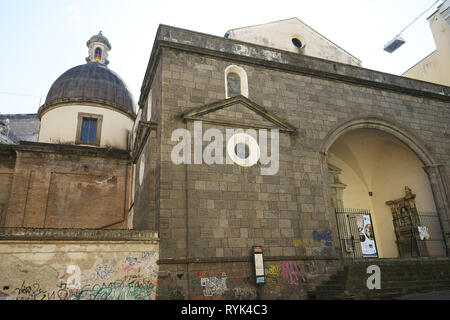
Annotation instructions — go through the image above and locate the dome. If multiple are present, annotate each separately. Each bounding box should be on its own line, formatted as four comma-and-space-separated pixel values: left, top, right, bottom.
39, 62, 135, 118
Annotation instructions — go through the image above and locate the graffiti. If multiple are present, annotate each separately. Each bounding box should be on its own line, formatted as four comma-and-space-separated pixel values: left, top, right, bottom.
280, 261, 306, 285
313, 229, 333, 246
225, 287, 257, 300
167, 284, 185, 300
125, 252, 154, 265
13, 281, 46, 300
123, 252, 156, 275
45, 282, 83, 300
312, 247, 326, 257
265, 265, 281, 285
292, 239, 302, 247
266, 265, 281, 276
201, 277, 228, 297
67, 265, 81, 289
71, 277, 156, 300
1, 250, 158, 300
193, 265, 249, 286
80, 263, 116, 285
0, 291, 13, 300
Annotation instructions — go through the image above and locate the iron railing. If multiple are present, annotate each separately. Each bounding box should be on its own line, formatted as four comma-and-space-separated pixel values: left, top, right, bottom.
335, 209, 447, 258
335, 208, 378, 259
416, 212, 446, 257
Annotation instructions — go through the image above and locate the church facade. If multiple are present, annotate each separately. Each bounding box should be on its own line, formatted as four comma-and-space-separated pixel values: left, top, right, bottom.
0, 20, 449, 300
134, 23, 450, 299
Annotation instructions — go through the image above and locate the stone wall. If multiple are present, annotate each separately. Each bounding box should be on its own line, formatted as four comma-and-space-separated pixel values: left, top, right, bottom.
0, 143, 132, 229
0, 229, 159, 300
157, 258, 340, 300
0, 114, 40, 143
137, 25, 450, 299
132, 57, 162, 231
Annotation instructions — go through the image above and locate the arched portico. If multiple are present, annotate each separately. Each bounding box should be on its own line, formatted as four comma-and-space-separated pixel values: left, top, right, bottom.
321, 118, 449, 258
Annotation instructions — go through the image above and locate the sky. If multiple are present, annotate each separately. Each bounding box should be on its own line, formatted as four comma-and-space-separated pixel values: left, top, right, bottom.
0, 0, 443, 115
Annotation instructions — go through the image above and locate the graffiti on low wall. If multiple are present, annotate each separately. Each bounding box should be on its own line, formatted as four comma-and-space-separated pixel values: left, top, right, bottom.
281, 261, 306, 285
313, 229, 333, 247
190, 264, 253, 300
265, 261, 307, 287
0, 249, 158, 300
201, 276, 228, 297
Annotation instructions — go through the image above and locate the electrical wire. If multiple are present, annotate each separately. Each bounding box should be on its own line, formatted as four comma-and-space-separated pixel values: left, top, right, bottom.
395, 0, 440, 37
361, 0, 441, 59
0, 91, 44, 98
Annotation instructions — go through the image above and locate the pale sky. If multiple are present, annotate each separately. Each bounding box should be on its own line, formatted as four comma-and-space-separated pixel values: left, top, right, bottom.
0, 0, 443, 115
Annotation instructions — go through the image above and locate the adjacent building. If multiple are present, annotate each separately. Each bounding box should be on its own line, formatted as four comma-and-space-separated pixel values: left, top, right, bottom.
0, 32, 158, 301
403, 0, 450, 86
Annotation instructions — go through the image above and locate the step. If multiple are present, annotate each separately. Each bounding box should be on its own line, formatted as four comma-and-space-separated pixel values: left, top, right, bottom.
315, 280, 450, 291
309, 284, 450, 300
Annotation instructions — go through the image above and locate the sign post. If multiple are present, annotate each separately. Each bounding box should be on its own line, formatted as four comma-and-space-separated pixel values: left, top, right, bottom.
252, 246, 265, 299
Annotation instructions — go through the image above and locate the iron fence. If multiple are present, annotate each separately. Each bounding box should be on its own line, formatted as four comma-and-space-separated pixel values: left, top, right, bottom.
335, 209, 447, 259
416, 212, 446, 257
335, 208, 378, 259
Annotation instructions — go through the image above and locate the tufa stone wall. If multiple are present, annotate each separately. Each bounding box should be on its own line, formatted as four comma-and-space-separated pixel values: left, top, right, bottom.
133, 25, 450, 299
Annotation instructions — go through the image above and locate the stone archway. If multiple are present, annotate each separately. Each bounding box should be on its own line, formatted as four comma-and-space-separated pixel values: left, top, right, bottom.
321, 118, 449, 258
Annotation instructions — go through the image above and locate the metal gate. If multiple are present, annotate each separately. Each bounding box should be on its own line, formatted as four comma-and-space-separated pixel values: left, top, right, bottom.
416, 212, 447, 257
393, 211, 447, 257
335, 208, 379, 259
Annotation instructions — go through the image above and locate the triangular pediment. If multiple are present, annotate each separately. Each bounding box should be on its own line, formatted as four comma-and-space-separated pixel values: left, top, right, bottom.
225, 17, 361, 66
181, 95, 296, 133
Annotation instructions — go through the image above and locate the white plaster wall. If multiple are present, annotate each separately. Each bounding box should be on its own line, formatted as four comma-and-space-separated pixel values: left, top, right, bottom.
39, 105, 134, 150
0, 241, 159, 300
227, 18, 361, 66
403, 4, 450, 86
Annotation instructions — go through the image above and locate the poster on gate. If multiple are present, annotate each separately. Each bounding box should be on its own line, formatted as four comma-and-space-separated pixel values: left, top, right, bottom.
356, 214, 378, 258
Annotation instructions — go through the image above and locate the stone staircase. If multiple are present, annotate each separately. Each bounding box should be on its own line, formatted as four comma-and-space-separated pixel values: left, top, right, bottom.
307, 258, 450, 300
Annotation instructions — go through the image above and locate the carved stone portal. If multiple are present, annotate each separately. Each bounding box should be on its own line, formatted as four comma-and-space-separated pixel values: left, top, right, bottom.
386, 187, 428, 257
328, 163, 347, 209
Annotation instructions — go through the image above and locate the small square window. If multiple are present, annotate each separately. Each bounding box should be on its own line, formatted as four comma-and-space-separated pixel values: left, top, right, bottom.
76, 113, 103, 146
81, 118, 97, 143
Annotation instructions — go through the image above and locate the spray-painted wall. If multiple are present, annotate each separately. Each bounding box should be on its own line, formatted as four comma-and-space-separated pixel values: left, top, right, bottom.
157, 259, 340, 300
0, 238, 159, 300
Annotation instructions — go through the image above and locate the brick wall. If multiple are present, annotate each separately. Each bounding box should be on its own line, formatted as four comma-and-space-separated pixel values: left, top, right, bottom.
0, 144, 131, 229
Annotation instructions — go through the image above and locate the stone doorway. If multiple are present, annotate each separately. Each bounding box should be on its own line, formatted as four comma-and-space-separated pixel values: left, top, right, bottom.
326, 128, 440, 258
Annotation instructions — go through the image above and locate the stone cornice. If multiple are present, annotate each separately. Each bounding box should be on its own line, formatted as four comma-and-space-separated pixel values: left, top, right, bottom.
157, 255, 340, 265
140, 24, 450, 106
131, 120, 159, 163
38, 99, 137, 121
0, 227, 159, 242
0, 141, 131, 160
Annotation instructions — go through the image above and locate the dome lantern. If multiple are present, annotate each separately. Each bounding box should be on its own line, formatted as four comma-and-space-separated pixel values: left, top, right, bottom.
86, 31, 111, 65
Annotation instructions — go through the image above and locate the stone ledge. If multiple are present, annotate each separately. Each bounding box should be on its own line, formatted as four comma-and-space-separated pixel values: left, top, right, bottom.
0, 227, 159, 242
157, 255, 340, 265
0, 141, 131, 160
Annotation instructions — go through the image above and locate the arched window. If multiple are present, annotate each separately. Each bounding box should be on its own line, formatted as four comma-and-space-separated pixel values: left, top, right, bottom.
225, 65, 248, 98
94, 47, 102, 61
